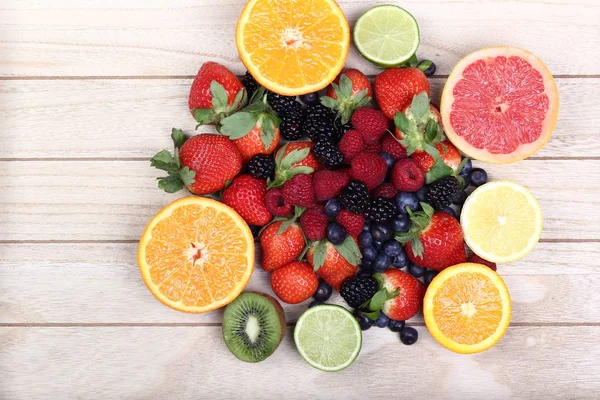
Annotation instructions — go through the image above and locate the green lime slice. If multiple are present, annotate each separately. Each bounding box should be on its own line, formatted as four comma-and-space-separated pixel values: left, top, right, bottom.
294, 305, 362, 372
353, 5, 420, 68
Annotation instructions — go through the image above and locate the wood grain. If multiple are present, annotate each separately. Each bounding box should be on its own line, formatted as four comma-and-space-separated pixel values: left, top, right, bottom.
1, 242, 599, 324
1, 326, 599, 399
1, 0, 598, 77
0, 78, 597, 159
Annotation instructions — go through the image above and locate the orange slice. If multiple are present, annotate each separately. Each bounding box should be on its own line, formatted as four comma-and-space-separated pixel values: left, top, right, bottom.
423, 263, 511, 354
138, 197, 254, 313
236, 0, 350, 96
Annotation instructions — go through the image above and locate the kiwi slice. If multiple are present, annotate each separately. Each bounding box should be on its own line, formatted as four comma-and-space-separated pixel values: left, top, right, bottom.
222, 292, 286, 363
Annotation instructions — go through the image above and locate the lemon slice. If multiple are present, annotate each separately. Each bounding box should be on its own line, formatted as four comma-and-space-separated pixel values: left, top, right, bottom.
461, 181, 542, 264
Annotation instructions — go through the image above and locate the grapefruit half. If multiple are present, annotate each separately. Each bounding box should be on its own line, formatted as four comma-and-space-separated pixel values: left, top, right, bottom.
441, 47, 559, 164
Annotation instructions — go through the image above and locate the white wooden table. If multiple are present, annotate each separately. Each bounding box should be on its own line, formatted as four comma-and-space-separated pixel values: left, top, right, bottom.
1, 1, 599, 398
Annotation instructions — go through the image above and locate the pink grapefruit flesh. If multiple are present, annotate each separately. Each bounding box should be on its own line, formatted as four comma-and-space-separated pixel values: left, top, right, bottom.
441, 47, 559, 164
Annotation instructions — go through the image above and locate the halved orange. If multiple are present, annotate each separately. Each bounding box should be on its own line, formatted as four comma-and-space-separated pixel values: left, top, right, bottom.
236, 0, 350, 96
423, 263, 511, 354
138, 197, 254, 313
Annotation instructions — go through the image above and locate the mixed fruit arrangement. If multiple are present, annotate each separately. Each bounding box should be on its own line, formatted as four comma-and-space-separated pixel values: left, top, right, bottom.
138, 0, 558, 372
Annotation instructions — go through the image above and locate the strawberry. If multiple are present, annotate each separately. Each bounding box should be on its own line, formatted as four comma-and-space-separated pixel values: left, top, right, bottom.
391, 158, 425, 192
270, 142, 321, 188
336, 210, 365, 236
468, 254, 497, 271
222, 174, 272, 226
397, 203, 467, 271
351, 108, 390, 144
307, 238, 360, 291
338, 129, 365, 163
264, 188, 294, 217
411, 141, 462, 174
313, 170, 350, 202
371, 183, 399, 199
189, 62, 247, 125
350, 152, 387, 189
378, 270, 425, 321
260, 220, 306, 272
282, 173, 316, 208
381, 134, 407, 161
300, 208, 329, 241
374, 67, 430, 120
151, 129, 242, 195
321, 69, 372, 124
270, 261, 319, 304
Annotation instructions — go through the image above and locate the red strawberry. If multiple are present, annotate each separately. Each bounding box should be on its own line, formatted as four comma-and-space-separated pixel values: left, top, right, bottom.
363, 140, 382, 154
270, 261, 319, 304
379, 270, 425, 321
322, 69, 373, 124
391, 158, 425, 192
151, 131, 243, 195
350, 152, 387, 189
270, 142, 322, 188
371, 183, 399, 199
265, 188, 294, 217
307, 240, 359, 291
468, 254, 497, 271
397, 204, 467, 271
411, 141, 462, 174
189, 62, 247, 125
260, 221, 306, 272
282, 173, 316, 208
222, 174, 272, 226
351, 108, 390, 144
336, 210, 365, 236
338, 129, 365, 163
313, 170, 350, 202
300, 208, 329, 241
374, 67, 430, 120
381, 134, 407, 161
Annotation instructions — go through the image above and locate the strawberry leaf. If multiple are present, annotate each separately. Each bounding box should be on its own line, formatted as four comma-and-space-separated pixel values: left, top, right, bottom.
386, 288, 400, 300
193, 108, 215, 125
220, 112, 258, 139
421, 202, 434, 217
339, 74, 353, 98
231, 87, 248, 111
278, 220, 293, 235
288, 166, 314, 177
178, 167, 196, 186
410, 92, 430, 123
360, 310, 380, 321
171, 128, 187, 148
320, 96, 338, 109
150, 150, 179, 172
410, 237, 424, 257
157, 174, 185, 193
210, 80, 229, 111
281, 148, 310, 169
334, 236, 362, 266
426, 159, 454, 184
368, 288, 388, 311
394, 112, 410, 135
312, 239, 328, 271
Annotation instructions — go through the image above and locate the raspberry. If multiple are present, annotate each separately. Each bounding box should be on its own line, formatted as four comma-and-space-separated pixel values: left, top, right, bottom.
381, 134, 407, 160
363, 140, 381, 153
371, 183, 399, 199
313, 170, 350, 202
468, 254, 497, 271
282, 173, 316, 208
336, 210, 365, 236
350, 152, 387, 189
337, 129, 364, 162
351, 108, 389, 144
265, 188, 294, 217
391, 158, 425, 192
300, 208, 329, 241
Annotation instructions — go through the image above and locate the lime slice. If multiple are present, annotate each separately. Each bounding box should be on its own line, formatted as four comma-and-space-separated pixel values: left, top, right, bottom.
294, 305, 362, 372
353, 5, 420, 68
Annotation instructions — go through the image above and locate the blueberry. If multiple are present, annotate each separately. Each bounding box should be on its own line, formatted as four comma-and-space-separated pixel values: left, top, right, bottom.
362, 246, 377, 262
460, 174, 471, 187
379, 152, 395, 169
374, 254, 391, 272
468, 168, 488, 187
392, 214, 411, 233
408, 263, 426, 278
418, 60, 436, 77
416, 186, 428, 202
460, 159, 473, 175
392, 251, 408, 269
441, 207, 456, 218
359, 231, 373, 247
300, 92, 320, 106
309, 300, 324, 308
370, 223, 393, 242
327, 222, 347, 245
389, 319, 405, 332
324, 198, 342, 218
452, 190, 468, 206
360, 260, 373, 272
400, 326, 418, 345
424, 269, 438, 285
375, 313, 390, 328
383, 240, 402, 257
313, 280, 332, 302
354, 310, 374, 331
373, 240, 384, 250
248, 224, 262, 238
363, 223, 371, 232
358, 270, 373, 277
395, 192, 420, 214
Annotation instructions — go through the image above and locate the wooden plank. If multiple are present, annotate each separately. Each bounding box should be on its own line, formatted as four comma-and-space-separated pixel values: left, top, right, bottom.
1, 0, 598, 77
1, 326, 599, 399
0, 160, 598, 241
1, 242, 599, 324
0, 78, 597, 159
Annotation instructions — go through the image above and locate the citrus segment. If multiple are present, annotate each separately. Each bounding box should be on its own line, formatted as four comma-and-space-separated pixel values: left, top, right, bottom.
138, 197, 254, 313
441, 47, 559, 163
461, 181, 542, 264
236, 0, 350, 95
424, 263, 511, 354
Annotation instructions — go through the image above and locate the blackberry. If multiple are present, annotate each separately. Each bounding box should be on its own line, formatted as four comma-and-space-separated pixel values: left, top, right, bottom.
267, 91, 297, 114
335, 120, 354, 137
339, 181, 370, 214
366, 197, 399, 223
426, 176, 461, 210
279, 102, 305, 140
247, 154, 275, 180
340, 275, 379, 309
303, 104, 338, 143
313, 139, 344, 168
241, 71, 259, 99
